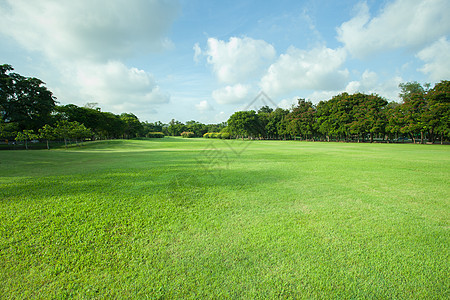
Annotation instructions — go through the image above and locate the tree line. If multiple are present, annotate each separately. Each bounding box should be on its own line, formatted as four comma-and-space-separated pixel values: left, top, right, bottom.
225, 81, 449, 144
1, 63, 449, 148
0, 64, 226, 148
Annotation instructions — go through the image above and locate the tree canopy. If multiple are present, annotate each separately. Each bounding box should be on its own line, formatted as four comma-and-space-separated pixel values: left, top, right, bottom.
1, 64, 448, 147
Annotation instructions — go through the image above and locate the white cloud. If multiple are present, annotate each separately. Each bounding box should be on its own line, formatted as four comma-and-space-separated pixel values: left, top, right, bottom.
306, 73, 403, 103
417, 37, 450, 80
337, 0, 450, 58
195, 100, 213, 112
260, 46, 349, 97
212, 84, 251, 104
278, 97, 299, 110
345, 70, 378, 94
206, 36, 276, 84
193, 43, 202, 63
344, 71, 403, 101
0, 0, 180, 61
75, 61, 169, 110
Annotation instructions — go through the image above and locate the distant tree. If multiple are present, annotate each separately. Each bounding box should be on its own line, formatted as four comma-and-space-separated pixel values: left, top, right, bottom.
186, 120, 207, 137
0, 64, 57, 131
142, 121, 164, 135
167, 119, 186, 136
227, 110, 259, 139
0, 115, 19, 140
39, 124, 56, 150
258, 105, 273, 114
266, 108, 288, 139
288, 99, 316, 141
398, 82, 428, 143
120, 113, 143, 138
15, 129, 38, 150
427, 80, 450, 144
54, 120, 91, 148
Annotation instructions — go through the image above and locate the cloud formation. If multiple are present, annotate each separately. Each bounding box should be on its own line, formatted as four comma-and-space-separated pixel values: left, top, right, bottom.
0, 0, 180, 61
212, 84, 251, 104
205, 36, 276, 84
337, 0, 450, 58
76, 61, 169, 109
195, 100, 214, 112
0, 0, 178, 116
417, 37, 450, 81
260, 46, 349, 97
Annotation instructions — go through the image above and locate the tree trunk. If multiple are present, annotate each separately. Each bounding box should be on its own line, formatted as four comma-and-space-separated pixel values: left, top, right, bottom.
46, 140, 50, 150
420, 131, 424, 144
370, 132, 374, 143
25, 140, 28, 150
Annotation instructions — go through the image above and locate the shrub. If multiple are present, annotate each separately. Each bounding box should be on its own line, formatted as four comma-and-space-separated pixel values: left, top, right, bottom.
220, 132, 231, 139
146, 132, 164, 138
203, 132, 211, 138
181, 131, 195, 138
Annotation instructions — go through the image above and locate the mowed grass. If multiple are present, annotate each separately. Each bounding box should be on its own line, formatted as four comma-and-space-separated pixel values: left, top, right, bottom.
0, 138, 448, 298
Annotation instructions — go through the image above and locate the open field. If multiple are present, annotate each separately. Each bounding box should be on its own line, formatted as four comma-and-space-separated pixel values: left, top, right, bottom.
0, 138, 449, 298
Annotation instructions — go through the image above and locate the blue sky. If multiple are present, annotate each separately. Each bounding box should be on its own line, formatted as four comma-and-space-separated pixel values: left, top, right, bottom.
1, 0, 449, 124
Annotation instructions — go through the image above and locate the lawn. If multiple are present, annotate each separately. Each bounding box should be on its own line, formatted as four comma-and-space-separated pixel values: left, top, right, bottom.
0, 138, 449, 298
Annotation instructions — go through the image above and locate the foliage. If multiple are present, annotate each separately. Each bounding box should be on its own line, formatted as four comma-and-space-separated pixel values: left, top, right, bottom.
15, 129, 38, 149
228, 110, 259, 139
181, 131, 195, 138
0, 64, 56, 131
146, 132, 165, 138
38, 124, 56, 149
1, 65, 448, 144
120, 113, 144, 138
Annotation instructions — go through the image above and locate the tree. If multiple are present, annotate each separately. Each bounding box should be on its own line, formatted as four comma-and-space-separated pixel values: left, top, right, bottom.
265, 108, 288, 140
167, 119, 186, 136
288, 99, 316, 141
120, 113, 143, 138
0, 115, 19, 140
398, 82, 428, 143
427, 81, 450, 144
54, 120, 89, 148
348, 93, 387, 142
186, 120, 207, 137
0, 64, 57, 131
39, 124, 56, 150
15, 129, 38, 150
227, 110, 259, 139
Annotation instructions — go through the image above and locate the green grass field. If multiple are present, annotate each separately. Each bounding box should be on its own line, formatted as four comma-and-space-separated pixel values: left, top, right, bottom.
1, 138, 449, 298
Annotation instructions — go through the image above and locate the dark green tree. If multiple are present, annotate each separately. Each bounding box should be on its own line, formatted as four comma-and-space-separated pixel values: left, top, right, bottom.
227, 110, 259, 139
0, 64, 57, 131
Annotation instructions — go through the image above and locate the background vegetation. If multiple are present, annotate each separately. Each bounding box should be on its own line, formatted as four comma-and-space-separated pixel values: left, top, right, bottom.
1, 64, 449, 147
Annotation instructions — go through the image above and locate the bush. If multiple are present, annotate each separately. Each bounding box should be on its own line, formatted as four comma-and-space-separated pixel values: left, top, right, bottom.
220, 132, 231, 139
181, 131, 195, 138
203, 132, 227, 139
146, 132, 164, 138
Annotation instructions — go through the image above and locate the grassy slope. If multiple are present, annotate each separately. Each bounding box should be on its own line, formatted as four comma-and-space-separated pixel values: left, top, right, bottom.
0, 138, 449, 298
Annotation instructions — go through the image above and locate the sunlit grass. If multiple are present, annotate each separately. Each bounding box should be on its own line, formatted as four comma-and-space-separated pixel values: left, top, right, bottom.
0, 138, 449, 298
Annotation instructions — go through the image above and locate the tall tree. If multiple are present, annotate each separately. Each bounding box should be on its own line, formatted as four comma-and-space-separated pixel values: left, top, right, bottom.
398, 82, 428, 143
39, 124, 56, 150
15, 129, 38, 150
227, 110, 259, 139
0, 64, 56, 131
427, 80, 450, 144
120, 113, 143, 138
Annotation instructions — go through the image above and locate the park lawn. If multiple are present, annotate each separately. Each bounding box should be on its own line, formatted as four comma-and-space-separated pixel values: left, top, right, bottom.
0, 138, 449, 298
